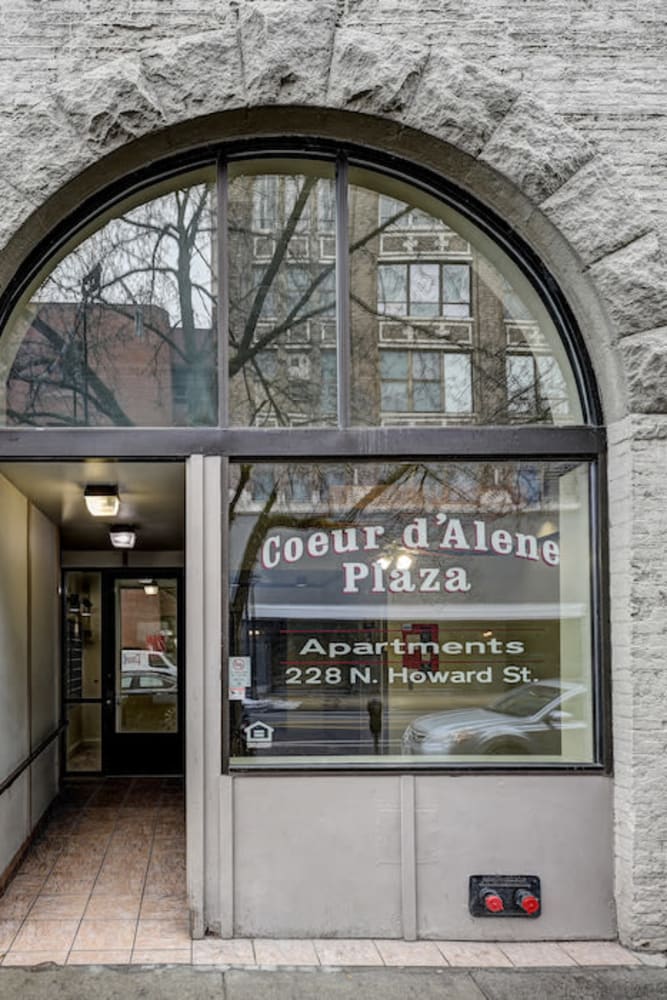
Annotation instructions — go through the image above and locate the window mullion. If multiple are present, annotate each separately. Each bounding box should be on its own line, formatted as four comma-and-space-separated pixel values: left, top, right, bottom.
336, 154, 351, 428
217, 156, 230, 428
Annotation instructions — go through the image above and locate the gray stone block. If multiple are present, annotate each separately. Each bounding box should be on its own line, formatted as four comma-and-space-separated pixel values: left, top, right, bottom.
479, 96, 594, 204
620, 330, 667, 413
57, 57, 167, 151
328, 27, 429, 116
408, 48, 518, 157
0, 106, 87, 250
542, 159, 651, 266
238, 0, 338, 106
589, 234, 667, 338
141, 29, 245, 119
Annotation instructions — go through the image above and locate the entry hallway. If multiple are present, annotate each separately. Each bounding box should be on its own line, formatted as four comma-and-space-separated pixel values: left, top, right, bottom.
0, 778, 647, 969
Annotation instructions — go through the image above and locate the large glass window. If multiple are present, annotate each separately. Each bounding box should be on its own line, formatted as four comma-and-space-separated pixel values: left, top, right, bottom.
0, 147, 604, 772
229, 460, 594, 767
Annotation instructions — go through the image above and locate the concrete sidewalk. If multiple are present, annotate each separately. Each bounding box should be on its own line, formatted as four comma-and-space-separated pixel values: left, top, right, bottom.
1, 965, 667, 999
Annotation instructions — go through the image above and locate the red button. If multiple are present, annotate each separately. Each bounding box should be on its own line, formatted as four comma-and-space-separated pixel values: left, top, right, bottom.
517, 892, 540, 915
514, 889, 540, 916
483, 892, 504, 913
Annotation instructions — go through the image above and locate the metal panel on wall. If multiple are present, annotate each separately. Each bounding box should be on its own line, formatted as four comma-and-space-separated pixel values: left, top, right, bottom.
232, 776, 403, 938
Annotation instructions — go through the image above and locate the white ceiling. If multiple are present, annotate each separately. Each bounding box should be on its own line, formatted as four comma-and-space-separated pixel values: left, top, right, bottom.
0, 460, 185, 550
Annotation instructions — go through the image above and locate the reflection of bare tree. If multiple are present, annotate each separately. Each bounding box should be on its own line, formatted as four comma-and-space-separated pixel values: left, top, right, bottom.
5, 173, 566, 428
8, 185, 217, 427
229, 463, 412, 647
6, 178, 414, 427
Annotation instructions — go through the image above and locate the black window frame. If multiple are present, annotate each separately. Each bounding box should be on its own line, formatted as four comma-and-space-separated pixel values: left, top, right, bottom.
0, 139, 609, 777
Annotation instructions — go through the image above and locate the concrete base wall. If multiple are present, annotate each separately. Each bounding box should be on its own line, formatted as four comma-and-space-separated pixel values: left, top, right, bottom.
224, 773, 614, 940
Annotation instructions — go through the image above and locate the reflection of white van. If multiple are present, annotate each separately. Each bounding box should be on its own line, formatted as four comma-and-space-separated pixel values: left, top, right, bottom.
121, 649, 177, 678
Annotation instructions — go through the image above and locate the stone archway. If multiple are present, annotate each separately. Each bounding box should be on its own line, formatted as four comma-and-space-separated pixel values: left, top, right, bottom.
1, 1, 667, 948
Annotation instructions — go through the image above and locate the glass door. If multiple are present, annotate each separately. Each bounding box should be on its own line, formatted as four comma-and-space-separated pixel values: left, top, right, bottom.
103, 573, 183, 774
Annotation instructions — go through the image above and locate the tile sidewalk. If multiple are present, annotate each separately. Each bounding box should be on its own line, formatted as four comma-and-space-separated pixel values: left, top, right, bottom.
0, 778, 651, 970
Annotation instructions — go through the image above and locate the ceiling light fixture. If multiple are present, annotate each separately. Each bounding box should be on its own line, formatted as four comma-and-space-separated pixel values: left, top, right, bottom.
84, 484, 120, 517
143, 582, 159, 596
109, 525, 136, 549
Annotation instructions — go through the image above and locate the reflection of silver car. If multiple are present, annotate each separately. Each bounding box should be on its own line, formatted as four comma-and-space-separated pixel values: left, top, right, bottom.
120, 670, 177, 702
402, 681, 587, 755
243, 696, 300, 712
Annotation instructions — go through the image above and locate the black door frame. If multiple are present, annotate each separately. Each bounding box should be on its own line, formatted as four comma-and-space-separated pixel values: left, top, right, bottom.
61, 565, 185, 777
101, 567, 185, 776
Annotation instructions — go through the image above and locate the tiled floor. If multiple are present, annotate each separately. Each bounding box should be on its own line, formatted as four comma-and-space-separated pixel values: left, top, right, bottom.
0, 777, 188, 966
0, 778, 644, 968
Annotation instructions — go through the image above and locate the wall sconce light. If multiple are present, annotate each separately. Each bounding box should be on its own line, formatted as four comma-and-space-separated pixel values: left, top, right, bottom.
143, 581, 159, 596
109, 525, 136, 549
84, 484, 120, 517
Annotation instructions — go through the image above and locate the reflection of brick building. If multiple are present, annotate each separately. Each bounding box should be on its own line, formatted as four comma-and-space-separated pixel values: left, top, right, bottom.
119, 587, 177, 653
7, 303, 216, 427
8, 303, 174, 426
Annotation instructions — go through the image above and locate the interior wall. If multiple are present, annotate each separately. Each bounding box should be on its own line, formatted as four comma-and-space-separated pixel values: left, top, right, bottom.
0, 473, 60, 880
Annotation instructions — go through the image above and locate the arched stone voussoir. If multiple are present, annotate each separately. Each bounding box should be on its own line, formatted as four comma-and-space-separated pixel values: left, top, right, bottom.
620, 329, 667, 414
327, 26, 431, 119
140, 27, 246, 120
587, 232, 667, 340
237, 0, 339, 106
56, 54, 171, 154
479, 95, 595, 205
0, 103, 89, 253
541, 158, 652, 268
407, 48, 519, 159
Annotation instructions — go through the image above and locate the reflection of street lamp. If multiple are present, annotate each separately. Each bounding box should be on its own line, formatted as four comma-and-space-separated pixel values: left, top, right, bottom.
376, 546, 413, 571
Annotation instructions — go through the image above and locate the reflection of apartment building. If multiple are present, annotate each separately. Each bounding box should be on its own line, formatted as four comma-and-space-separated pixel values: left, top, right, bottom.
236, 177, 569, 429
370, 196, 567, 425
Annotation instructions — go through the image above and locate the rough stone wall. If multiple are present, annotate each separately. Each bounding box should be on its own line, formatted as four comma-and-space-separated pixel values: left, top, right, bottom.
1, 1, 666, 234
608, 416, 667, 951
0, 0, 665, 949
0, 0, 664, 418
